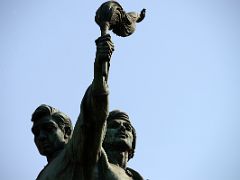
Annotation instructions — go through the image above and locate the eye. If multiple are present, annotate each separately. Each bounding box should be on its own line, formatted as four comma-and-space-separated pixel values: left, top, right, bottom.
124, 124, 132, 131
108, 122, 120, 129
44, 124, 56, 132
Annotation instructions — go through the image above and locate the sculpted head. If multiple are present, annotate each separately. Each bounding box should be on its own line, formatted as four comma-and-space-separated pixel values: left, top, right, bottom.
103, 110, 136, 161
31, 104, 73, 158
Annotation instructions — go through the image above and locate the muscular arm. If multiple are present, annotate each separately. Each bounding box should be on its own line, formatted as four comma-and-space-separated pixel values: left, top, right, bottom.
66, 35, 114, 166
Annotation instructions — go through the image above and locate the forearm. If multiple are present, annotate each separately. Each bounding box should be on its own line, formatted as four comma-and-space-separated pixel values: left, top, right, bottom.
92, 34, 113, 96
91, 60, 109, 97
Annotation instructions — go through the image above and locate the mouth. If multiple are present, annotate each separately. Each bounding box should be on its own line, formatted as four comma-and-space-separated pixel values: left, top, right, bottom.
39, 142, 50, 149
118, 132, 128, 138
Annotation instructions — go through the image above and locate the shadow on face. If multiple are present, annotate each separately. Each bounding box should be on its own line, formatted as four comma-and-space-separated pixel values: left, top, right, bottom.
32, 116, 67, 157
104, 119, 134, 152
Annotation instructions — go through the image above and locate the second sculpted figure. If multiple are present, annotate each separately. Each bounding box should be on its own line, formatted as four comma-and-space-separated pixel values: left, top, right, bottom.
32, 34, 143, 179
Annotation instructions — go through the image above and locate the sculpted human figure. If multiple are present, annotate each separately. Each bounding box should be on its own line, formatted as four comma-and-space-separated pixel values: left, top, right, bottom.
101, 110, 144, 179
31, 104, 73, 178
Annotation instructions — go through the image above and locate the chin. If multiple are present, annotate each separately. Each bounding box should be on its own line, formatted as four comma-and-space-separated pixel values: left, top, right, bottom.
115, 139, 131, 150
39, 148, 52, 156
39, 151, 47, 156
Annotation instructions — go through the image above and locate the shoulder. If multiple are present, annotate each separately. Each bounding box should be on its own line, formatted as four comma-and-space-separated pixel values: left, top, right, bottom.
126, 167, 144, 180
36, 150, 69, 179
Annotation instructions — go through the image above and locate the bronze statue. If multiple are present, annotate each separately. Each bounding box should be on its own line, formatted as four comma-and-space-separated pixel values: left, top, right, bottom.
31, 1, 145, 179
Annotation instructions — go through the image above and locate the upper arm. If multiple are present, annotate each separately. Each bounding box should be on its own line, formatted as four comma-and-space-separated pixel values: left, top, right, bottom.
65, 85, 108, 165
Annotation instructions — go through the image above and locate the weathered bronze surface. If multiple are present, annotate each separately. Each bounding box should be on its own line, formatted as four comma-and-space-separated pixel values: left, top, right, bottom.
95, 0, 145, 78
95, 1, 145, 37
32, 1, 145, 179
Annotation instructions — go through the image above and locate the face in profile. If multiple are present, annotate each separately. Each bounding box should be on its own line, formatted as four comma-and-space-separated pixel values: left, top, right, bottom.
104, 119, 134, 151
32, 116, 67, 157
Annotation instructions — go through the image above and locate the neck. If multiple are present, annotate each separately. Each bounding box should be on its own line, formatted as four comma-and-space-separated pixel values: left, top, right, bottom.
46, 149, 62, 163
105, 149, 129, 169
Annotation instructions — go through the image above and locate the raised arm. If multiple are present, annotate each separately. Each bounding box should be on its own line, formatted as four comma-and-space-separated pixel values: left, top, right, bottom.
66, 34, 114, 165
82, 34, 114, 163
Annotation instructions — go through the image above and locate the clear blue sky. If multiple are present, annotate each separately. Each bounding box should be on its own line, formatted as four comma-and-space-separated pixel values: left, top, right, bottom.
1, 0, 240, 179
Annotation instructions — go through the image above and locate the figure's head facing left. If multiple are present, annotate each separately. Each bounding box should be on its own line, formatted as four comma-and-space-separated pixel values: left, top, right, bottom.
31, 104, 73, 158
103, 110, 136, 161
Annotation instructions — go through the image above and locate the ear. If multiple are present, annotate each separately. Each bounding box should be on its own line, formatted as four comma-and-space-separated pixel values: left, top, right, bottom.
64, 126, 72, 140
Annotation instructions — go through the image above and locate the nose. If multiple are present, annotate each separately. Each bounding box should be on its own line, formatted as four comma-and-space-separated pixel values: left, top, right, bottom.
119, 123, 126, 131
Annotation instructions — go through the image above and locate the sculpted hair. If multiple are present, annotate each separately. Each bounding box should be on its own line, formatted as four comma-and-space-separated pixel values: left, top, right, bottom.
105, 110, 136, 161
31, 104, 73, 137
